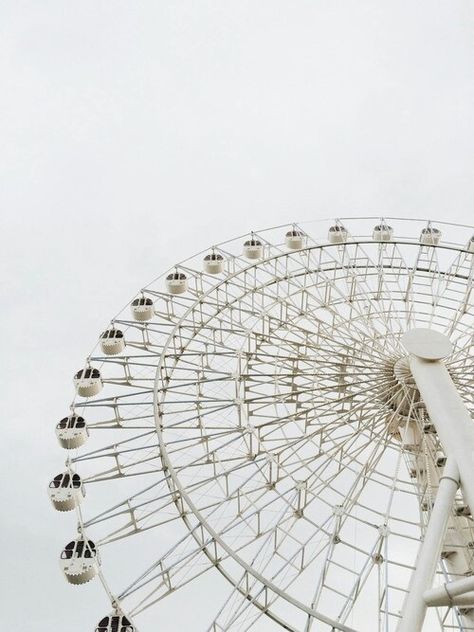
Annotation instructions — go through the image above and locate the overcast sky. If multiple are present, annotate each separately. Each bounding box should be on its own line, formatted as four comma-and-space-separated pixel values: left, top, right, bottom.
2, 2, 474, 630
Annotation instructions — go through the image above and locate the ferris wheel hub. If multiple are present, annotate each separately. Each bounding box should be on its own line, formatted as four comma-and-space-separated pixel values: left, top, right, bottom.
393, 356, 417, 388
389, 356, 421, 416
401, 328, 453, 361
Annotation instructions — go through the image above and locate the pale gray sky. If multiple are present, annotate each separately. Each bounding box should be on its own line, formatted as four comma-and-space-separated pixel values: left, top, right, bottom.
2, 2, 474, 630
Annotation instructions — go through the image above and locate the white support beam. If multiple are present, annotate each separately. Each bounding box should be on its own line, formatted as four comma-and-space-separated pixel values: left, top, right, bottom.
408, 359, 474, 516
425, 592, 474, 608
396, 458, 459, 632
397, 327, 474, 632
424, 576, 474, 607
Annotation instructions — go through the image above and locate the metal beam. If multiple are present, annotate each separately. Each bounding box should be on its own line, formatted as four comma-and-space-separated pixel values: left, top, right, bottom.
396, 458, 459, 632
397, 327, 474, 632
424, 576, 474, 607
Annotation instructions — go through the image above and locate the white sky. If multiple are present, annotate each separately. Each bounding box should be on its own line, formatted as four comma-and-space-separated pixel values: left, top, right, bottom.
2, 2, 474, 630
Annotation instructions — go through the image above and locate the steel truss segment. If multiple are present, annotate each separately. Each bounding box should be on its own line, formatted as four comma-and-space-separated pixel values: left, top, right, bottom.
53, 218, 474, 631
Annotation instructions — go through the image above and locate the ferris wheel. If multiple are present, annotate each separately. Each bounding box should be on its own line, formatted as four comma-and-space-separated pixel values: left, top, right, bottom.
49, 217, 474, 632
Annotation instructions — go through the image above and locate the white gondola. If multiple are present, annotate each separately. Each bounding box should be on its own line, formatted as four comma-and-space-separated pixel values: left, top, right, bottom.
420, 226, 441, 245
74, 367, 102, 398
285, 229, 306, 250
166, 271, 188, 294
56, 415, 89, 449
48, 472, 85, 512
467, 235, 474, 253
203, 252, 225, 274
328, 224, 348, 244
372, 222, 393, 242
243, 238, 263, 259
96, 614, 136, 632
60, 539, 100, 585
130, 296, 154, 321
100, 328, 125, 355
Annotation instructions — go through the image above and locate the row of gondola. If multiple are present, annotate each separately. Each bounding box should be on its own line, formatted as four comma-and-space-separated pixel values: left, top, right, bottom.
49, 466, 135, 628
50, 221, 473, 631
65, 225, 473, 361
53, 220, 473, 446
129, 222, 470, 321
55, 219, 472, 441
138, 223, 474, 299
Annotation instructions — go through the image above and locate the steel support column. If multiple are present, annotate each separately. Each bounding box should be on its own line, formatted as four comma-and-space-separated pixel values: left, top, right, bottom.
397, 328, 474, 632
396, 459, 459, 632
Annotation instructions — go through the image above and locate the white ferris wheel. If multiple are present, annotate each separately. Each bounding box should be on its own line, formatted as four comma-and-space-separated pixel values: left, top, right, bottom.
49, 217, 474, 632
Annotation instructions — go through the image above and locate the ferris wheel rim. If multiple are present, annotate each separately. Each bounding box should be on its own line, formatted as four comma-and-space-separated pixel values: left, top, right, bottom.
80, 216, 473, 353
54, 216, 474, 632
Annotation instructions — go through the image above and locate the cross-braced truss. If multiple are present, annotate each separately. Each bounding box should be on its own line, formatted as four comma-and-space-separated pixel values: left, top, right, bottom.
50, 217, 474, 631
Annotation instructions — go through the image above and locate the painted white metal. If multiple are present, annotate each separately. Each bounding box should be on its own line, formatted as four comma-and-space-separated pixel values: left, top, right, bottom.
424, 575, 474, 607
439, 522, 474, 628
396, 459, 459, 632
396, 328, 474, 631
153, 369, 359, 632
425, 592, 474, 607
49, 219, 474, 631
402, 328, 453, 361
409, 354, 474, 517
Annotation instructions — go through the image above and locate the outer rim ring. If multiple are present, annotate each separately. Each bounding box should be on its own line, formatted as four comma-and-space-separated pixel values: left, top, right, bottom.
62, 216, 474, 630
